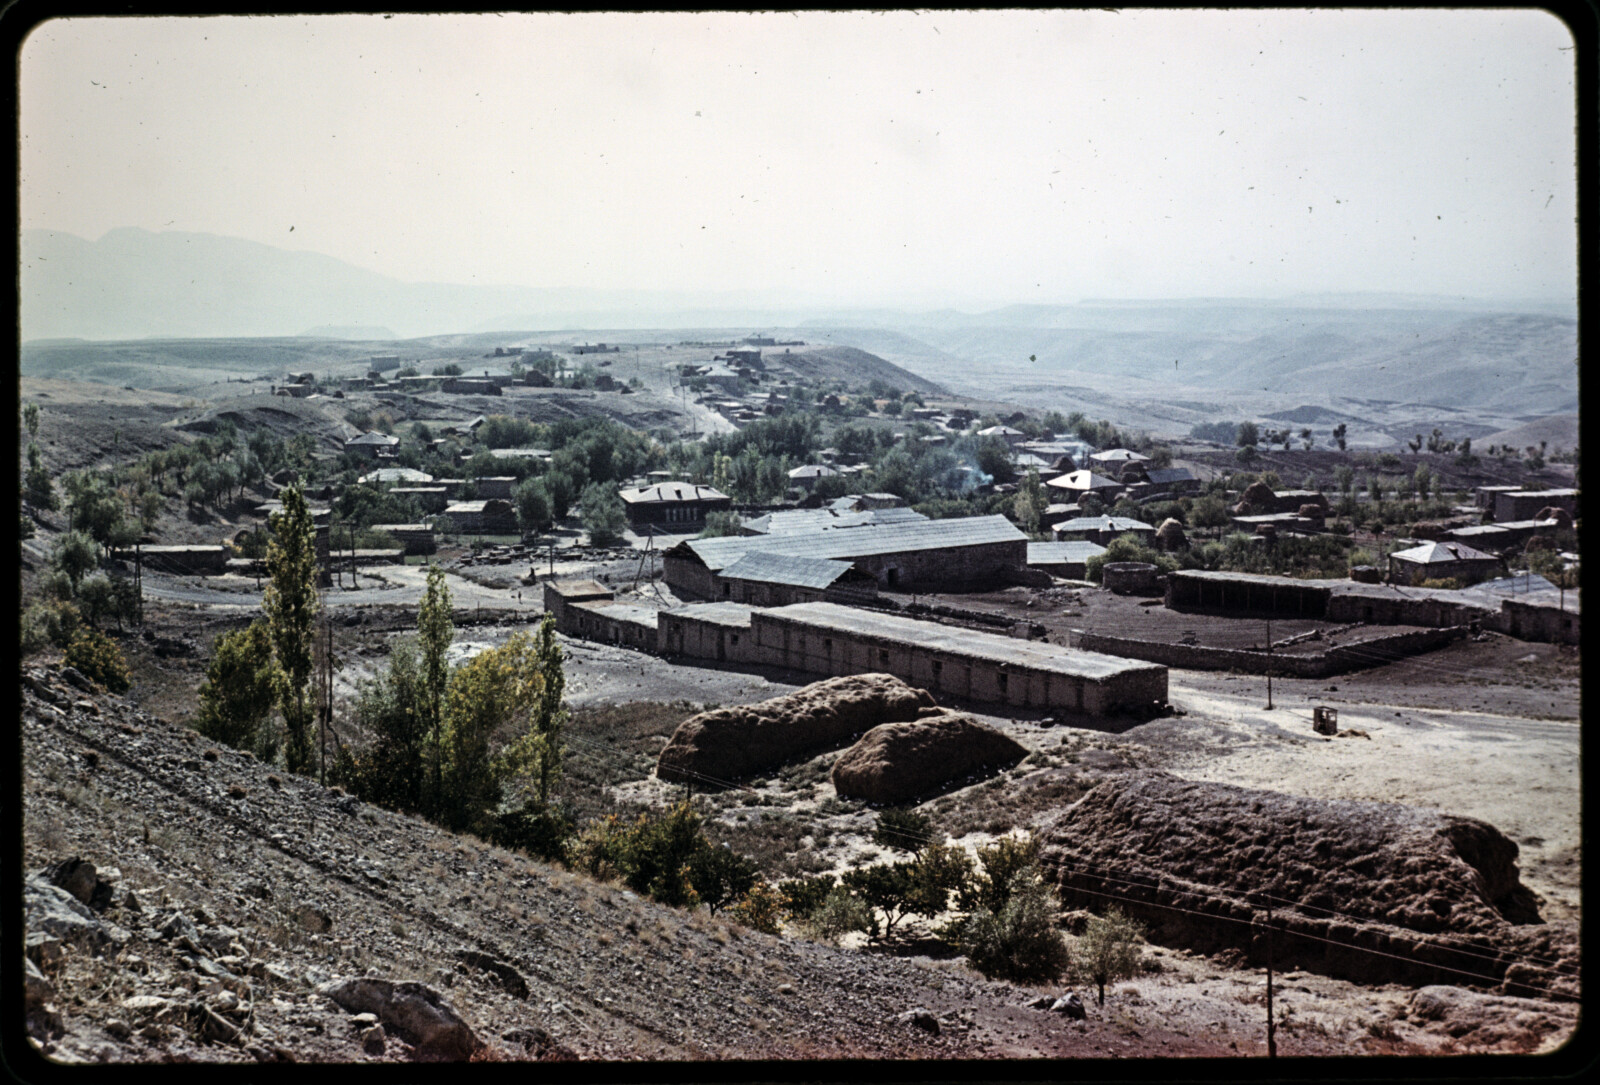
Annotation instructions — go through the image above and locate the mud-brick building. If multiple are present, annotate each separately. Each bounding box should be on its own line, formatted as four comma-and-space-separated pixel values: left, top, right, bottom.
1386, 541, 1504, 587
745, 603, 1168, 717
712, 552, 880, 607
344, 431, 401, 461
1494, 488, 1578, 523
619, 482, 732, 530
442, 499, 517, 534
139, 545, 231, 576
369, 523, 436, 555
1027, 540, 1107, 580
664, 515, 1028, 598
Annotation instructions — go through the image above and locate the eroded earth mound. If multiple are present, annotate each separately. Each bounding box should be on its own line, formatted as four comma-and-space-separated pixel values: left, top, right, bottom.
831, 714, 1027, 805
656, 673, 939, 786
1036, 772, 1578, 998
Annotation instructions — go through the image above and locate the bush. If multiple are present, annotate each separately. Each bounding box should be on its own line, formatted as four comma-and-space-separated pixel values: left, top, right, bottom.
63, 627, 131, 693
779, 875, 839, 921
728, 881, 785, 934
22, 600, 81, 652
687, 843, 761, 915
492, 800, 577, 865
799, 885, 875, 943
1072, 906, 1146, 1005
569, 799, 715, 909
960, 871, 1071, 984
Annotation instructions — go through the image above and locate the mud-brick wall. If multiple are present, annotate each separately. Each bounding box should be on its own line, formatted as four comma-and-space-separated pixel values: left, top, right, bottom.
558, 605, 657, 652
1490, 600, 1580, 645
850, 540, 1028, 590
663, 555, 718, 600
657, 610, 763, 665
1076, 627, 1467, 678
1324, 593, 1492, 628
748, 611, 1166, 716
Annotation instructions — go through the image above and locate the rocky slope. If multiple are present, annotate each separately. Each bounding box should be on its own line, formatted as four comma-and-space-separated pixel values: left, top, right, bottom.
21, 662, 1247, 1064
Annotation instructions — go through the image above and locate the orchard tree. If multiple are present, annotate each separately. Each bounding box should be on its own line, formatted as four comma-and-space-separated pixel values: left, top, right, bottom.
1331, 423, 1348, 451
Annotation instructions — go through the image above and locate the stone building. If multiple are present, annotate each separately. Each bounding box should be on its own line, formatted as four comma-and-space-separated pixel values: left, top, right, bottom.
1387, 541, 1504, 587
619, 482, 732, 530
664, 515, 1028, 597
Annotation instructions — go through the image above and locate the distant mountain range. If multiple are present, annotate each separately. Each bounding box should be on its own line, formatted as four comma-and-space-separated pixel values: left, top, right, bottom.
19, 228, 820, 341
19, 227, 1577, 422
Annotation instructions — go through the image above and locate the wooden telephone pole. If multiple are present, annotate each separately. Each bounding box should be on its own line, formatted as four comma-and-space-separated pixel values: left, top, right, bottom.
1264, 618, 1274, 710
1265, 904, 1278, 1058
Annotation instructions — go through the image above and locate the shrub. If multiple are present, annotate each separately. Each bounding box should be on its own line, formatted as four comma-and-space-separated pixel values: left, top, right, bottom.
728, 881, 785, 935
1072, 906, 1147, 1005
960, 870, 1071, 984
492, 800, 576, 865
778, 874, 839, 921
800, 885, 875, 943
63, 627, 131, 693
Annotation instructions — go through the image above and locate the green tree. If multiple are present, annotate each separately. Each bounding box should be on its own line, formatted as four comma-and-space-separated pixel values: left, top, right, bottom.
418, 565, 454, 811
873, 807, 937, 853
960, 870, 1071, 984
1072, 906, 1147, 1005
513, 477, 552, 534
24, 444, 57, 511
49, 530, 99, 594
23, 402, 39, 439
698, 510, 743, 537
579, 481, 627, 546
1235, 421, 1259, 448
687, 844, 760, 915
195, 620, 279, 761
264, 486, 320, 774
1331, 423, 1348, 451
1012, 469, 1046, 535
348, 637, 428, 811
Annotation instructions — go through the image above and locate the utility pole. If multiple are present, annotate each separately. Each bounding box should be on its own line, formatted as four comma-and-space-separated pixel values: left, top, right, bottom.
1265, 618, 1274, 709
1265, 904, 1278, 1058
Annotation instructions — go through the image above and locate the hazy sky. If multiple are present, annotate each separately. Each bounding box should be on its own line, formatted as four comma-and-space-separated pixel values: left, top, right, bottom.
19, 9, 1578, 308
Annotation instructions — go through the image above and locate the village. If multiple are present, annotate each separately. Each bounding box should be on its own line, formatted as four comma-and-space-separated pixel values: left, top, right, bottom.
18, 327, 1582, 1063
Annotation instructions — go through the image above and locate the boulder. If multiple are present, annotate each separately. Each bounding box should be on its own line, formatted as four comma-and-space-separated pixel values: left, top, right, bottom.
454, 949, 529, 999
831, 713, 1027, 804
657, 673, 939, 785
45, 858, 115, 912
25, 874, 127, 954
1051, 993, 1087, 1019
317, 978, 483, 1061
897, 1008, 940, 1035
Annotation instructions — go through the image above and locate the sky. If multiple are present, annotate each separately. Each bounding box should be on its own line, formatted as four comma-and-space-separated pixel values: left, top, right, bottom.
18, 9, 1579, 309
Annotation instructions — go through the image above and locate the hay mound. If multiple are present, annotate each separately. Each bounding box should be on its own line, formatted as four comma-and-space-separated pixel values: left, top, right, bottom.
1037, 772, 1577, 996
656, 674, 938, 786
831, 714, 1027, 804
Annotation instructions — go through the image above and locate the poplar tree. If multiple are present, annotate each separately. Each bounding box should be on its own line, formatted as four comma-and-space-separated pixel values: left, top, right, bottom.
417, 564, 454, 812
265, 486, 319, 774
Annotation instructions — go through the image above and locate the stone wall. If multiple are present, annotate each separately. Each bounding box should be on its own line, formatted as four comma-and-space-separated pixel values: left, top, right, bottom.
1491, 599, 1579, 645
1075, 627, 1468, 678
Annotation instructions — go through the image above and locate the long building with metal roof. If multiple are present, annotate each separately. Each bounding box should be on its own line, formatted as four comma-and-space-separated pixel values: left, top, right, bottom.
664, 514, 1028, 597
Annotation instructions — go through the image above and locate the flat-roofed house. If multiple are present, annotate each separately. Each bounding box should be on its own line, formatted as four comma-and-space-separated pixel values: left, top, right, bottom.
619, 482, 732, 530
1494, 488, 1577, 523
442, 499, 518, 534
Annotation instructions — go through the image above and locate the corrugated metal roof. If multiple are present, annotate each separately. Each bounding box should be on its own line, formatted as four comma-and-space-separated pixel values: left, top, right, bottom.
1028, 541, 1107, 564
347, 431, 400, 445
1046, 470, 1122, 490
1143, 467, 1198, 485
742, 507, 928, 535
719, 551, 862, 590
664, 602, 756, 628
1390, 541, 1499, 564
680, 514, 1026, 571
619, 483, 730, 505
787, 464, 839, 479
1056, 516, 1154, 532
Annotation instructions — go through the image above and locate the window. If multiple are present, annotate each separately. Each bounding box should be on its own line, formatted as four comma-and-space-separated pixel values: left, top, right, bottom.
931, 660, 942, 675
997, 672, 1008, 692
879, 649, 889, 665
